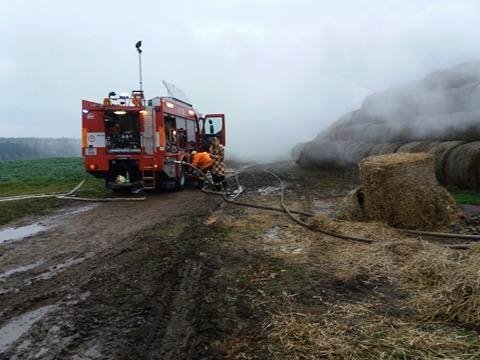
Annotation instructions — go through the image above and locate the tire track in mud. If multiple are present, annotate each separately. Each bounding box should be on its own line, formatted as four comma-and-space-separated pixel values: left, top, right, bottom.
1, 165, 362, 359
62, 235, 218, 359
0, 191, 225, 359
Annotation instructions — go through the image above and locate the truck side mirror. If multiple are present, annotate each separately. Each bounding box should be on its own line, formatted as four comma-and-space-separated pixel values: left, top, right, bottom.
209, 120, 214, 134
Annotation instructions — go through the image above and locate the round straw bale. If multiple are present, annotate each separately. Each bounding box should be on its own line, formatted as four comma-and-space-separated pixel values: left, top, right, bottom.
361, 87, 418, 122
396, 141, 438, 153
423, 61, 480, 90
339, 153, 459, 230
427, 141, 465, 183
407, 110, 480, 141
444, 141, 480, 190
339, 142, 374, 164
330, 124, 357, 141
297, 141, 341, 168
333, 109, 366, 127
358, 123, 392, 143
409, 82, 480, 116
367, 143, 402, 157
291, 142, 307, 160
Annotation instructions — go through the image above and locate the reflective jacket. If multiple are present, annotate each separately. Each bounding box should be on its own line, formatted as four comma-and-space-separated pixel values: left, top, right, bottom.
192, 152, 213, 170
210, 145, 225, 176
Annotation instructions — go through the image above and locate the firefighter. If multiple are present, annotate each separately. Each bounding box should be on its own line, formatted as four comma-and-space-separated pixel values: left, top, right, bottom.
209, 137, 226, 191
191, 150, 213, 188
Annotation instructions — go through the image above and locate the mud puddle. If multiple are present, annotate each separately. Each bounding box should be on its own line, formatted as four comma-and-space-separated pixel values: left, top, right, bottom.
312, 198, 342, 216
258, 186, 281, 195
0, 204, 96, 245
0, 305, 57, 354
0, 224, 49, 244
33, 255, 90, 281
0, 260, 44, 279
63, 204, 97, 216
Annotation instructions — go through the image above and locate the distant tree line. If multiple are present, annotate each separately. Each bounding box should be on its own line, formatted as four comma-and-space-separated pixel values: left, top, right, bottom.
0, 138, 81, 161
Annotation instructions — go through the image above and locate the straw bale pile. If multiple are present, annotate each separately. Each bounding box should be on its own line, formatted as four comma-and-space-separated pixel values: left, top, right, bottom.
367, 142, 402, 157
294, 61, 480, 190
339, 141, 373, 164
445, 141, 480, 190
329, 124, 358, 141
339, 153, 459, 230
297, 141, 380, 168
427, 141, 465, 182
296, 141, 340, 168
396, 141, 438, 154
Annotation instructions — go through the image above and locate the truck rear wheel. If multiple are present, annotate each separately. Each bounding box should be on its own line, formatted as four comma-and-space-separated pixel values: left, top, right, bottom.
175, 164, 186, 190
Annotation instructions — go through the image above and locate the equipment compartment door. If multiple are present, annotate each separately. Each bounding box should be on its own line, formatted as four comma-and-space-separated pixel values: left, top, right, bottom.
142, 108, 155, 155
203, 114, 226, 147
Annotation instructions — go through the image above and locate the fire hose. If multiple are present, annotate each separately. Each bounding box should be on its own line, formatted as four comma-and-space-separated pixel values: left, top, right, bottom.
181, 162, 479, 250
2, 162, 479, 249
0, 175, 146, 203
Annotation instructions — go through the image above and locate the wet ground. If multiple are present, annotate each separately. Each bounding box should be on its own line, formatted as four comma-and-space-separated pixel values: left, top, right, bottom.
0, 205, 96, 244
1, 163, 479, 359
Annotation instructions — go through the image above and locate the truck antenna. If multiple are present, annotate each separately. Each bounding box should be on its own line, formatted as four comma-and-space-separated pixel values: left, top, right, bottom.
135, 40, 143, 91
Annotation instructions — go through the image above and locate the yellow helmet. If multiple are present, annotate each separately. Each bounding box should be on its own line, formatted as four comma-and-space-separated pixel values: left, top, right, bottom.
191, 151, 197, 157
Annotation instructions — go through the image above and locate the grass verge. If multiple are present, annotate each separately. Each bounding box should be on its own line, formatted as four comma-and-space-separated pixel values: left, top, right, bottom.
449, 187, 480, 205
0, 198, 68, 226
0, 157, 107, 225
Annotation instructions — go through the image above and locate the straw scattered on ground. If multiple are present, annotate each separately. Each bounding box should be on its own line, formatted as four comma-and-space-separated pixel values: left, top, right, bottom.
338, 239, 480, 327
309, 212, 402, 242
264, 300, 480, 359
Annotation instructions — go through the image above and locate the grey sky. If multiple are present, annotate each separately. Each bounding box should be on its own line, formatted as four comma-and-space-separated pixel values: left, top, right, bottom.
1, 0, 480, 161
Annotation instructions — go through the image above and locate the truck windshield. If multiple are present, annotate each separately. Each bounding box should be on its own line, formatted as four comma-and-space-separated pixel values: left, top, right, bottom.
105, 111, 141, 153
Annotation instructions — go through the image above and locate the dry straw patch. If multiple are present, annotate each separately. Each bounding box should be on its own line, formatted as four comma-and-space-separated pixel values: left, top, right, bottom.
264, 301, 480, 359
309, 213, 402, 242
341, 239, 480, 327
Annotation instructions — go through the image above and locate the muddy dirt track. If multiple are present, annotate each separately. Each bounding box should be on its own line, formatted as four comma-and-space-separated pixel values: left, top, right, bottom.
2, 163, 480, 359
0, 189, 229, 359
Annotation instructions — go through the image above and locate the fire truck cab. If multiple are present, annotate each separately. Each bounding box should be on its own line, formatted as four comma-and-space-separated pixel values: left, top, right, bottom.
82, 85, 225, 191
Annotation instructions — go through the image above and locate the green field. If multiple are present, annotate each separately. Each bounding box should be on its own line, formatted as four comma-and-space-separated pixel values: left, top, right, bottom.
1, 158, 479, 227
0, 158, 106, 225
0, 158, 87, 196
449, 188, 480, 205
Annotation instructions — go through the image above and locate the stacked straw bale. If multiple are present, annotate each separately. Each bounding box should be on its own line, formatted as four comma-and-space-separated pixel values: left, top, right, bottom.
295, 61, 480, 190
339, 153, 459, 230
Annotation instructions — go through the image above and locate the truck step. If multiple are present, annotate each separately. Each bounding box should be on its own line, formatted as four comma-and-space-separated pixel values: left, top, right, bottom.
143, 176, 154, 180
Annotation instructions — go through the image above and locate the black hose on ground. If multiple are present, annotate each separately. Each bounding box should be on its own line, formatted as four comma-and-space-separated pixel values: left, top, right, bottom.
263, 169, 479, 249
177, 162, 480, 249
401, 229, 480, 241
264, 169, 376, 244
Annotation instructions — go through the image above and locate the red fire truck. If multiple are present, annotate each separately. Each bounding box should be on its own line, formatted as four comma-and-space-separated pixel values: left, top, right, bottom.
81, 83, 225, 191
